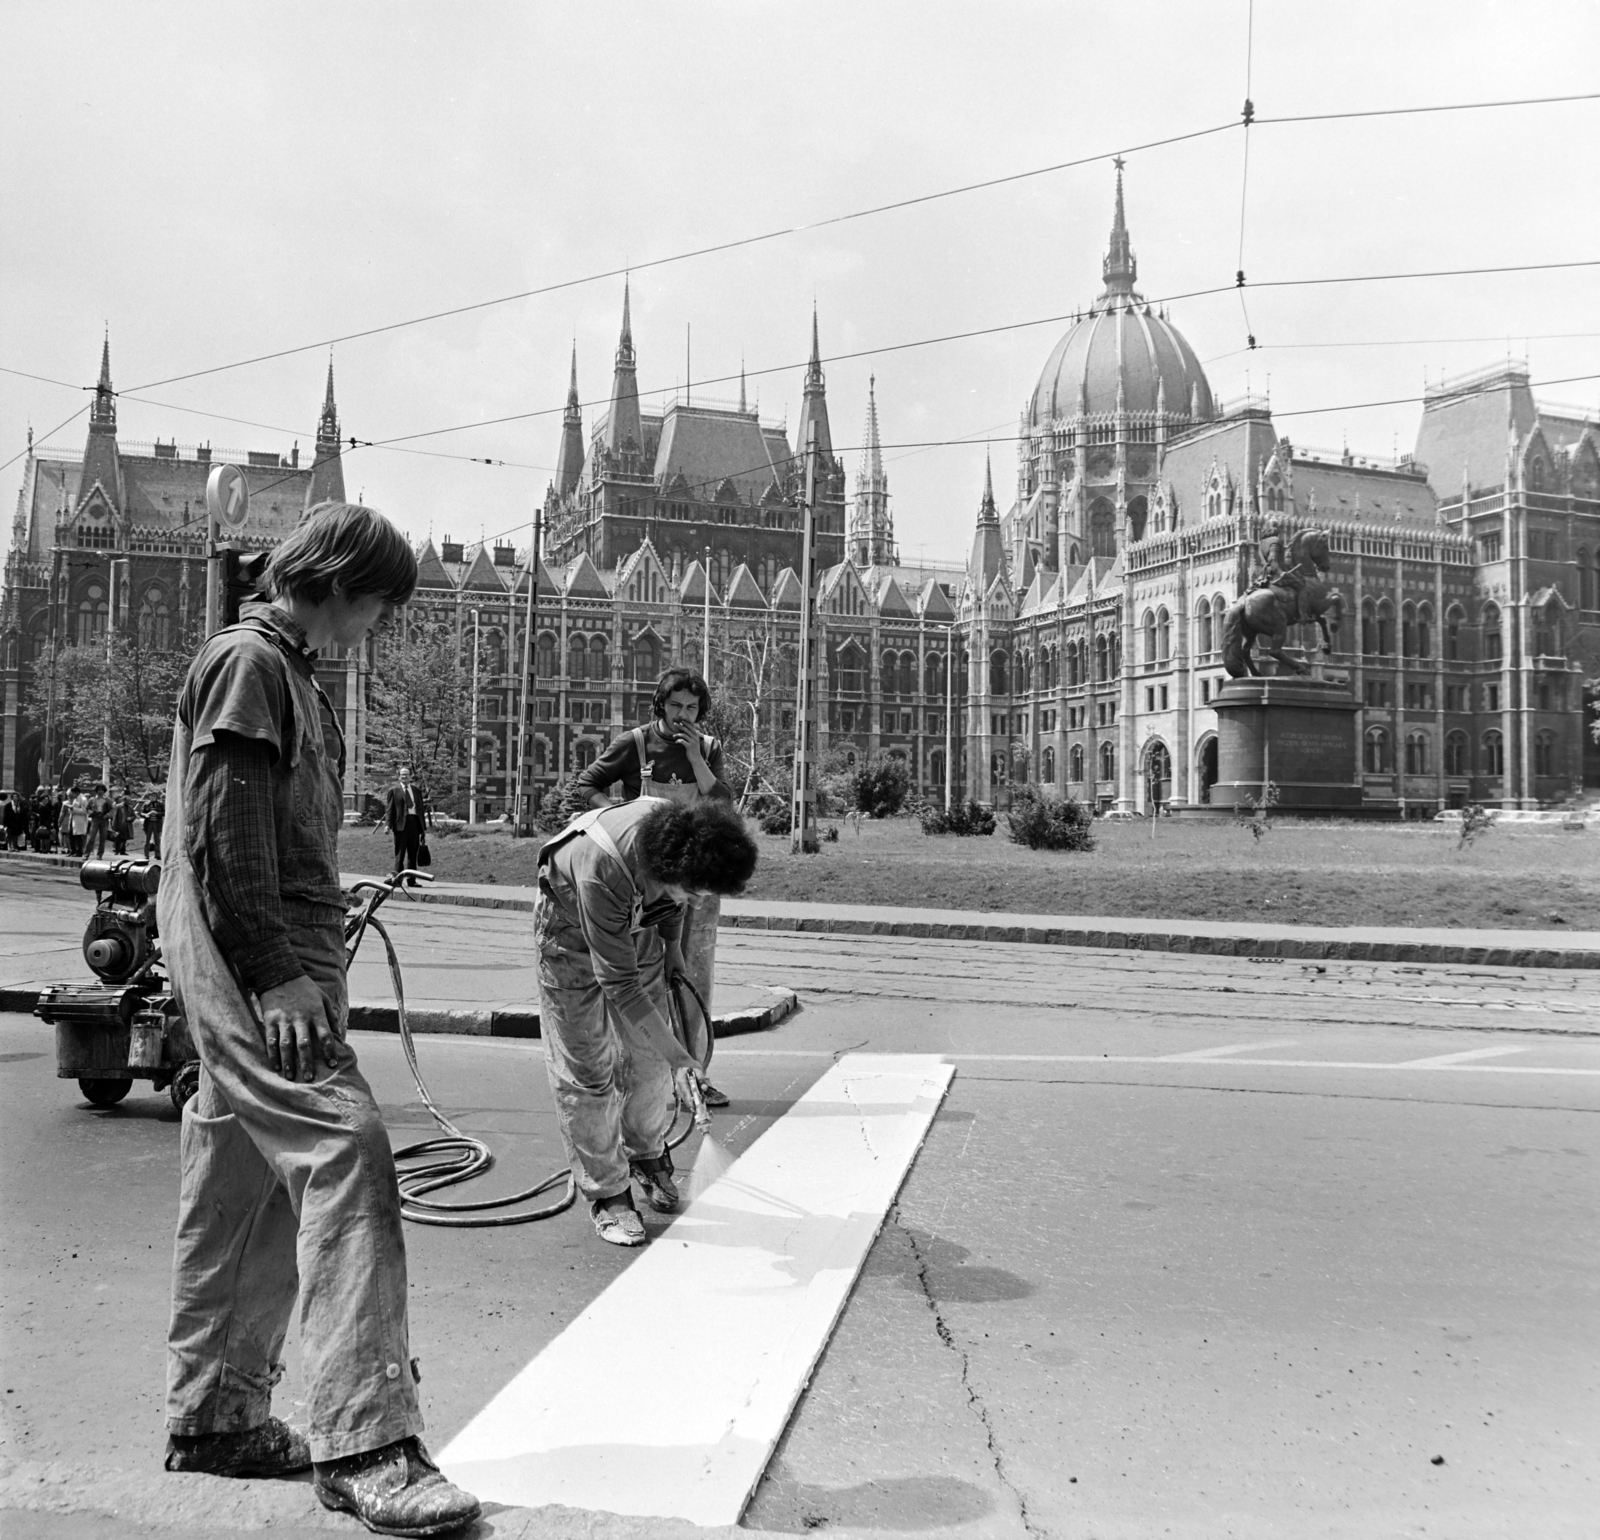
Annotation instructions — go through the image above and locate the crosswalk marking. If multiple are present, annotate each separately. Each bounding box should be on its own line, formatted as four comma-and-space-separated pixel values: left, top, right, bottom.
437, 1053, 954, 1525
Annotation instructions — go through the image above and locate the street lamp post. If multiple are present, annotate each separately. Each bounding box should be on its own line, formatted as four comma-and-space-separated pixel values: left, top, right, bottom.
944, 623, 955, 812
468, 607, 481, 824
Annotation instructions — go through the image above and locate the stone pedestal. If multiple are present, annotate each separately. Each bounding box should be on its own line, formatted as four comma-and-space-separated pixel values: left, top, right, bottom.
1211, 675, 1362, 813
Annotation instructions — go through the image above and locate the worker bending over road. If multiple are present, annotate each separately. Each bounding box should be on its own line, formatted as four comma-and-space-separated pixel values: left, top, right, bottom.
536, 797, 758, 1246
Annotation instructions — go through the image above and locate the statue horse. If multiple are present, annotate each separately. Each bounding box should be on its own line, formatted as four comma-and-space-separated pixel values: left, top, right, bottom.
1221, 528, 1345, 678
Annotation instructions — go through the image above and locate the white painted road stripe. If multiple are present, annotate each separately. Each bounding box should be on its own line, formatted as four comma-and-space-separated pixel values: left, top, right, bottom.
717, 1049, 1600, 1076
1160, 1039, 1300, 1061
1393, 1045, 1528, 1066
437, 1053, 955, 1526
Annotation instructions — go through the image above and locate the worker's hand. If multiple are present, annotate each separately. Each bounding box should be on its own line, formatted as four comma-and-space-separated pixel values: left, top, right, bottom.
258, 975, 342, 1083
665, 941, 688, 983
673, 1063, 712, 1126
667, 720, 707, 767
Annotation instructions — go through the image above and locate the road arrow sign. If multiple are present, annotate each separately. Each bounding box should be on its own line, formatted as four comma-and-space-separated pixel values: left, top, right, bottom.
206, 464, 250, 531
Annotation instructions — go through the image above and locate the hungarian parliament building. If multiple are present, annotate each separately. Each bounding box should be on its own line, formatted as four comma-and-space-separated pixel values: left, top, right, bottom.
5, 175, 1598, 814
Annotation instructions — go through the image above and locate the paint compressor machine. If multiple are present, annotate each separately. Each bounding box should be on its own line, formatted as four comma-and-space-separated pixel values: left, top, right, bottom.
34, 858, 198, 1111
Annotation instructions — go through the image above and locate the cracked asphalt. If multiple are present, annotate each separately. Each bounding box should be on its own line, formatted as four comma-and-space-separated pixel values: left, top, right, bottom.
3, 897, 1598, 1539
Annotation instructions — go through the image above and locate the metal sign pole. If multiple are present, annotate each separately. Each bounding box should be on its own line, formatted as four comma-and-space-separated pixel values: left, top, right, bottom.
468, 608, 482, 824
702, 544, 711, 683
790, 424, 820, 854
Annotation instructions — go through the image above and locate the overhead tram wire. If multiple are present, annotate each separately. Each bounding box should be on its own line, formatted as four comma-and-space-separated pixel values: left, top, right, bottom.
463, 369, 1600, 558
10, 251, 1593, 486
356, 256, 1600, 454
1202, 329, 1600, 364
110, 88, 1598, 399
1235, 0, 1258, 351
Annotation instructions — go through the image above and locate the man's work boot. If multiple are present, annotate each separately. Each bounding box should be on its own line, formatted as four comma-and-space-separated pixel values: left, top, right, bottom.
701, 1082, 730, 1108
314, 1437, 480, 1537
630, 1154, 679, 1213
164, 1417, 311, 1477
590, 1191, 647, 1246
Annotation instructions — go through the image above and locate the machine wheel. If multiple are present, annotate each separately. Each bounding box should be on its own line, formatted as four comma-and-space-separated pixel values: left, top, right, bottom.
80, 1077, 133, 1108
169, 1062, 200, 1114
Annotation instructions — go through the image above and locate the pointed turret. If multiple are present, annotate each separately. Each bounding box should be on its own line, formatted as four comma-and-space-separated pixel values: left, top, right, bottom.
554, 344, 584, 496
602, 279, 643, 456
850, 375, 896, 567
77, 330, 124, 515
968, 454, 1006, 590
1096, 158, 1140, 308
305, 355, 347, 508
793, 307, 833, 461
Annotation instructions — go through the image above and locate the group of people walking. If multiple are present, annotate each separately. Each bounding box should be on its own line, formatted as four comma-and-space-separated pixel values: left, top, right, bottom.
153, 499, 758, 1536
2, 783, 163, 859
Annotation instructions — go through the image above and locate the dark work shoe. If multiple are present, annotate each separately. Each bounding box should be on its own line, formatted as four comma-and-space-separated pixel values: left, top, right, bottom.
630, 1154, 680, 1213
314, 1437, 480, 1537
701, 1082, 730, 1108
590, 1191, 647, 1246
164, 1417, 311, 1477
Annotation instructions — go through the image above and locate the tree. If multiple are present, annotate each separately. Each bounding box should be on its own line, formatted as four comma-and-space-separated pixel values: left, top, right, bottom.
703, 623, 798, 810
24, 627, 197, 789
367, 615, 483, 799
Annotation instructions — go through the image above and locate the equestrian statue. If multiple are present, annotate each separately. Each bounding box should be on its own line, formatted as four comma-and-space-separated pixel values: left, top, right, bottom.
1221, 526, 1345, 678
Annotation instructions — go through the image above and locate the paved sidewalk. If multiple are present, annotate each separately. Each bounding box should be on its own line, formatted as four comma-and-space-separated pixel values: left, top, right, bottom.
376, 874, 1600, 970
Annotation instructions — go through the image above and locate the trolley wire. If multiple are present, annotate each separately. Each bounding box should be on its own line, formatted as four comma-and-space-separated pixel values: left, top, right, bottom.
113, 89, 1599, 397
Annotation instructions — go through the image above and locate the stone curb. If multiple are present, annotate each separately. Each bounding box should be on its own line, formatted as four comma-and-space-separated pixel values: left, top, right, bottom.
3, 984, 802, 1041
718, 912, 1600, 970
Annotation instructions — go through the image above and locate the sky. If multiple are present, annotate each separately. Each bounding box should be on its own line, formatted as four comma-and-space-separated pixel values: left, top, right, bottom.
3, 0, 1597, 570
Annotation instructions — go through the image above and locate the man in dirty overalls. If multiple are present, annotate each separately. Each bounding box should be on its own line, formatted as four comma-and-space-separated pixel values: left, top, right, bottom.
159, 502, 479, 1536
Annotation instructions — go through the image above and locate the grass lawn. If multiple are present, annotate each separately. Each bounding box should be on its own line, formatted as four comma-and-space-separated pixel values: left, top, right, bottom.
340, 814, 1600, 932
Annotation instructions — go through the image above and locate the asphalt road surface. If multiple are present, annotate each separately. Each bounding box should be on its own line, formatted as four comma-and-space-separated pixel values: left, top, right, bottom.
2, 872, 1597, 1539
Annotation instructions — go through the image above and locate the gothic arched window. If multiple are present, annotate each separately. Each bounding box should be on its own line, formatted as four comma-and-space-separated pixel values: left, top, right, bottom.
1482, 604, 1502, 663
567, 633, 587, 680
1089, 500, 1116, 560
990, 650, 1009, 696
589, 634, 609, 683
1445, 605, 1465, 661
1099, 740, 1116, 782
882, 650, 900, 695
1069, 743, 1085, 783
1376, 599, 1395, 656
925, 651, 945, 697
1095, 634, 1110, 683
1361, 599, 1377, 657
1405, 731, 1429, 776
1156, 608, 1171, 663
1142, 610, 1157, 665
536, 631, 557, 678
1042, 747, 1055, 784
1402, 603, 1418, 658
1482, 729, 1504, 777
1196, 598, 1213, 657
1416, 603, 1433, 660
1444, 731, 1468, 777
1534, 730, 1558, 778
899, 651, 916, 697
1363, 726, 1390, 774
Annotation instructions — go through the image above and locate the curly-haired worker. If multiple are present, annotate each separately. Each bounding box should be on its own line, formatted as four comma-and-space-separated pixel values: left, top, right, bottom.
535, 797, 758, 1245
570, 666, 731, 1083
158, 502, 478, 1536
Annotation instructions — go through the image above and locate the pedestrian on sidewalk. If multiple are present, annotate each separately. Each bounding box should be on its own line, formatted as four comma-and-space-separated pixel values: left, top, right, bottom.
384, 765, 429, 885
66, 786, 87, 856
2, 790, 25, 851
570, 666, 733, 1101
109, 785, 134, 855
157, 501, 479, 1535
138, 788, 165, 860
85, 782, 111, 860
535, 797, 757, 1246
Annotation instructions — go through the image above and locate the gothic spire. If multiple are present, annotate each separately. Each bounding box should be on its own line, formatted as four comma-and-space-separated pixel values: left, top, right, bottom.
603, 279, 642, 455
306, 355, 346, 508
739, 357, 747, 414
1097, 158, 1139, 306
555, 342, 585, 496
968, 452, 1006, 589
794, 306, 833, 460
850, 375, 895, 567
90, 327, 116, 435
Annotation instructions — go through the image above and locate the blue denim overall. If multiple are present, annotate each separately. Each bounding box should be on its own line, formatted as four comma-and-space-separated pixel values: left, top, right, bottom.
159, 616, 422, 1462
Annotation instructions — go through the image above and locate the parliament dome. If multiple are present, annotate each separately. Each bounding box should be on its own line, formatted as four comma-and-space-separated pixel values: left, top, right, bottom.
1027, 169, 1214, 429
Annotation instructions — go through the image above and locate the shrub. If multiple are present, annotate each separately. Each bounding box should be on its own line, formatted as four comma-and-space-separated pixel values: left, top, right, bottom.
536, 776, 579, 832
846, 754, 913, 818
1005, 785, 1095, 851
759, 801, 793, 836
920, 798, 996, 837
